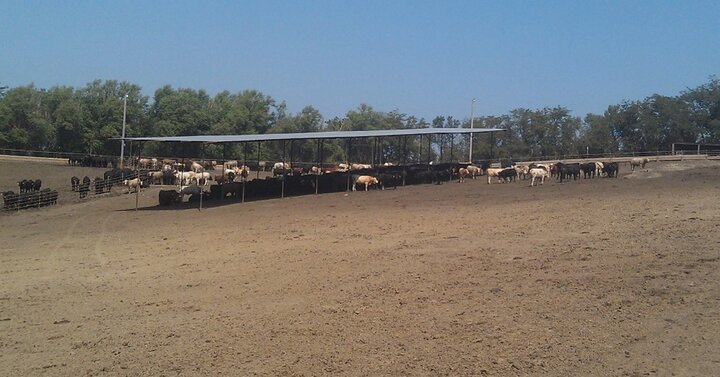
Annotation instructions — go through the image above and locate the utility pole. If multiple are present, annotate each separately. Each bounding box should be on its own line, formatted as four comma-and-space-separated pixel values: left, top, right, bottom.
120, 94, 128, 168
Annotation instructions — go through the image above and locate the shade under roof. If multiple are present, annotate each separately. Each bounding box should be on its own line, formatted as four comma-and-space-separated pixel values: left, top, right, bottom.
118, 127, 505, 143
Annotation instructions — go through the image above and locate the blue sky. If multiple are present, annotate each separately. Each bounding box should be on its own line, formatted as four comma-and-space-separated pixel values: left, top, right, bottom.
2, 0, 718, 122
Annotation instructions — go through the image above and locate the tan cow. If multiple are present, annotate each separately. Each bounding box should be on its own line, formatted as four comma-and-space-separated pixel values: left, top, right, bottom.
190, 161, 204, 173
137, 158, 152, 169
149, 171, 164, 185
457, 168, 470, 183
485, 168, 504, 184
466, 165, 481, 178
233, 166, 251, 181
351, 163, 372, 170
529, 167, 549, 187
122, 178, 141, 193
352, 175, 379, 191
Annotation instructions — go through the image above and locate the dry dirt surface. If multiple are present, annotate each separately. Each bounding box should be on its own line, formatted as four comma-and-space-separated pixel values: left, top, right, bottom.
1, 158, 719, 376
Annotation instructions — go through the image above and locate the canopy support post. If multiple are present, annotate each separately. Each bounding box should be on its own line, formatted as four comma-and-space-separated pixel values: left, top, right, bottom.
428, 134, 432, 165
199, 143, 204, 210
135, 142, 140, 211
402, 136, 407, 186
281, 140, 286, 199
315, 139, 322, 195
242, 142, 248, 203
450, 135, 455, 163
256, 142, 261, 180
346, 138, 351, 191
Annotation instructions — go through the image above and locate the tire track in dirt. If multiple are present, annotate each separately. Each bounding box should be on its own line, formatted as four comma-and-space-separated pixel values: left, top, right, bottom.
91, 212, 113, 266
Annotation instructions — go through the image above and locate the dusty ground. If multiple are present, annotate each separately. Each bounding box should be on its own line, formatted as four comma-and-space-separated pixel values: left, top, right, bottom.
1, 157, 719, 376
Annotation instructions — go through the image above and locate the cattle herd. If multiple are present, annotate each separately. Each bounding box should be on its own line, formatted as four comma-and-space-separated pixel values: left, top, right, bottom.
2, 178, 58, 210
70, 168, 139, 199
67, 154, 117, 168
2, 155, 652, 211
149, 157, 638, 206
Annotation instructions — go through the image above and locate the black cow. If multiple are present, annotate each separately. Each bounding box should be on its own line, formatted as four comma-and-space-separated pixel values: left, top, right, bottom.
377, 172, 403, 190
602, 162, 619, 178
162, 169, 177, 185
104, 168, 135, 190
93, 177, 105, 195
580, 163, 596, 179
477, 160, 492, 171
407, 170, 433, 185
316, 172, 351, 193
430, 169, 451, 184
158, 190, 179, 206
500, 159, 515, 168
2, 191, 18, 210
498, 168, 517, 183
18, 179, 34, 193
33, 179, 42, 192
71, 176, 80, 191
557, 163, 581, 182
79, 176, 91, 198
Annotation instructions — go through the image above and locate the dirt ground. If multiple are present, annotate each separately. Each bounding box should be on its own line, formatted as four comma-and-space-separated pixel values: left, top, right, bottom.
1, 157, 719, 376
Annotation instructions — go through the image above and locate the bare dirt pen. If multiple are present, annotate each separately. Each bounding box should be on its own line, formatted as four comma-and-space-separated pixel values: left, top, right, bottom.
1, 158, 719, 376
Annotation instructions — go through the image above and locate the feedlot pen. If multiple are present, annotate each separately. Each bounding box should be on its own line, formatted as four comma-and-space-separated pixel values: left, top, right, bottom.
0, 156, 719, 376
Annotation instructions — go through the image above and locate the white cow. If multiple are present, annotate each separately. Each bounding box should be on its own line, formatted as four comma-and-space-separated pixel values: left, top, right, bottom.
594, 161, 605, 177
351, 163, 372, 170
175, 171, 196, 185
122, 178, 141, 193
194, 172, 212, 186
630, 157, 650, 171
191, 161, 204, 173
272, 162, 291, 176
529, 167, 549, 187
514, 165, 529, 180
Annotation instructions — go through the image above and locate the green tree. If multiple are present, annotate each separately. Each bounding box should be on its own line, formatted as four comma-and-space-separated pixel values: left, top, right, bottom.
76, 80, 147, 155
580, 113, 619, 155
681, 76, 720, 143
0, 85, 52, 149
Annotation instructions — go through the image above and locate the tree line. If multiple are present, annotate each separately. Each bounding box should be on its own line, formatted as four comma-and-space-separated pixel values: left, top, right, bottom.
0, 77, 718, 164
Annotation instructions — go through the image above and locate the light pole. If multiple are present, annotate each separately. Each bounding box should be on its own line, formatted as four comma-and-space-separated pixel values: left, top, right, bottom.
468, 98, 476, 163
120, 94, 128, 168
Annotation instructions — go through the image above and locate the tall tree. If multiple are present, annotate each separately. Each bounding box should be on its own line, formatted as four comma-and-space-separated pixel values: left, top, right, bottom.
681, 76, 720, 143
0, 85, 52, 150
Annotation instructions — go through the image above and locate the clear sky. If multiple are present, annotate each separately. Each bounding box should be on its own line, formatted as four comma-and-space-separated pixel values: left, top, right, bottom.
2, 0, 718, 122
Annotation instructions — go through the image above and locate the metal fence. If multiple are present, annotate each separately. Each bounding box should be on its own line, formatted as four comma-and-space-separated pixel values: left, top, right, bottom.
0, 147, 120, 161
1, 189, 59, 211
488, 149, 720, 166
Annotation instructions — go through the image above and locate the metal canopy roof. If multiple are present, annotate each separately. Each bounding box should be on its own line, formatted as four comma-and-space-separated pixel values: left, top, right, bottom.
118, 127, 505, 143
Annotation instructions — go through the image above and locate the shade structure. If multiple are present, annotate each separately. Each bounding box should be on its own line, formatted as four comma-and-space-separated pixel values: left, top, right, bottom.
117, 127, 504, 143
